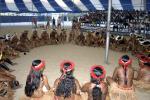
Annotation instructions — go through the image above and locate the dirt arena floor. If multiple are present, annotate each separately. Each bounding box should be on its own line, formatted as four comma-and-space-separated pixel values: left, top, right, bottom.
0, 26, 150, 100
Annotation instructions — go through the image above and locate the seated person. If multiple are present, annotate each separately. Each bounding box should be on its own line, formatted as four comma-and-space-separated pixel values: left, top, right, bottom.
24, 60, 51, 99
85, 32, 94, 46
68, 30, 75, 43
93, 32, 103, 47
0, 80, 14, 100
30, 30, 41, 48
3, 45, 19, 60
40, 30, 50, 45
53, 61, 82, 100
0, 47, 17, 72
81, 65, 108, 100
9, 34, 19, 49
58, 29, 67, 44
106, 55, 137, 100
0, 40, 19, 59
0, 68, 20, 100
136, 53, 149, 68
15, 41, 30, 52
50, 29, 58, 45
75, 32, 85, 46
0, 68, 20, 89
19, 30, 31, 49
134, 62, 150, 91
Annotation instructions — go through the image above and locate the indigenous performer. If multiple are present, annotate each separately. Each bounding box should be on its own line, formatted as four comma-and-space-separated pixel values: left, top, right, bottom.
136, 53, 149, 68
53, 60, 82, 100
17, 30, 31, 52
0, 68, 20, 89
81, 65, 108, 100
1, 40, 19, 59
68, 30, 75, 43
93, 32, 103, 47
20, 30, 31, 45
85, 32, 94, 46
40, 30, 50, 45
0, 67, 20, 100
9, 34, 19, 49
0, 43, 17, 72
75, 32, 85, 46
128, 33, 138, 54
30, 30, 41, 48
134, 62, 150, 91
106, 55, 137, 100
58, 29, 67, 44
0, 80, 14, 100
110, 34, 116, 50
50, 29, 58, 45
23, 60, 52, 100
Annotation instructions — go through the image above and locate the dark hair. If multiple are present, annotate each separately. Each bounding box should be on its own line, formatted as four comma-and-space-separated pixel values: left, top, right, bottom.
61, 62, 73, 75
121, 55, 129, 62
25, 60, 43, 97
121, 55, 129, 85
64, 62, 71, 69
92, 86, 102, 100
55, 72, 76, 98
91, 67, 103, 100
144, 62, 150, 67
148, 54, 150, 58
93, 67, 103, 77
95, 32, 99, 36
32, 60, 41, 67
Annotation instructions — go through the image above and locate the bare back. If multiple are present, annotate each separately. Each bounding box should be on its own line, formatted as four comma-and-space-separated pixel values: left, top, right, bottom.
113, 66, 134, 88
81, 82, 107, 100
53, 78, 82, 100
139, 67, 150, 82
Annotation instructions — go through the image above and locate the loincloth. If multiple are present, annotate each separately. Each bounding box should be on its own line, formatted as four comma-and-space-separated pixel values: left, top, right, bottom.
133, 80, 150, 93
109, 82, 137, 100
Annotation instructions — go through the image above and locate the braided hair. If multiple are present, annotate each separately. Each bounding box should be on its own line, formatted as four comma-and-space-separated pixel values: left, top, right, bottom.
91, 67, 103, 100
56, 62, 76, 98
25, 60, 44, 97
121, 55, 130, 85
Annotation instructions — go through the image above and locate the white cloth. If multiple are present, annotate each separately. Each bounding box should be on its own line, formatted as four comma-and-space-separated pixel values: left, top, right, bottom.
42, 85, 48, 92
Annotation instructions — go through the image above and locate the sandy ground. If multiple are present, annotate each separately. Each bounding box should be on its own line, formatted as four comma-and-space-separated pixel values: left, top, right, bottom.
0, 26, 149, 100
9, 44, 149, 100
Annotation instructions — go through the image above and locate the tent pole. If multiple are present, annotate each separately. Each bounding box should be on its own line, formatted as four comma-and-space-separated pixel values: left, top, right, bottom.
32, 2, 33, 29
63, 13, 64, 29
105, 0, 112, 64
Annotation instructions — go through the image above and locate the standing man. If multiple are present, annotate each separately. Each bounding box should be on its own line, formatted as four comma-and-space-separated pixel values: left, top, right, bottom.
106, 55, 137, 100
57, 16, 61, 29
32, 17, 37, 28
52, 17, 56, 29
46, 16, 51, 29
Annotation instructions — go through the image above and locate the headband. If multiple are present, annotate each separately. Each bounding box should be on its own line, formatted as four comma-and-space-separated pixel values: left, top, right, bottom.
136, 54, 149, 63
119, 57, 132, 68
32, 60, 45, 71
90, 65, 106, 79
60, 60, 75, 73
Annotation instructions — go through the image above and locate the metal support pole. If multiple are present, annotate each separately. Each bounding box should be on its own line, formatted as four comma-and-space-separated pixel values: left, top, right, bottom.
105, 0, 112, 64
0, 2, 1, 33
63, 14, 64, 29
32, 2, 34, 29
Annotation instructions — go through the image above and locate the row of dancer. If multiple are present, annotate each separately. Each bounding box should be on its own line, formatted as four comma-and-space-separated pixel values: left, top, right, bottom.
22, 55, 150, 100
